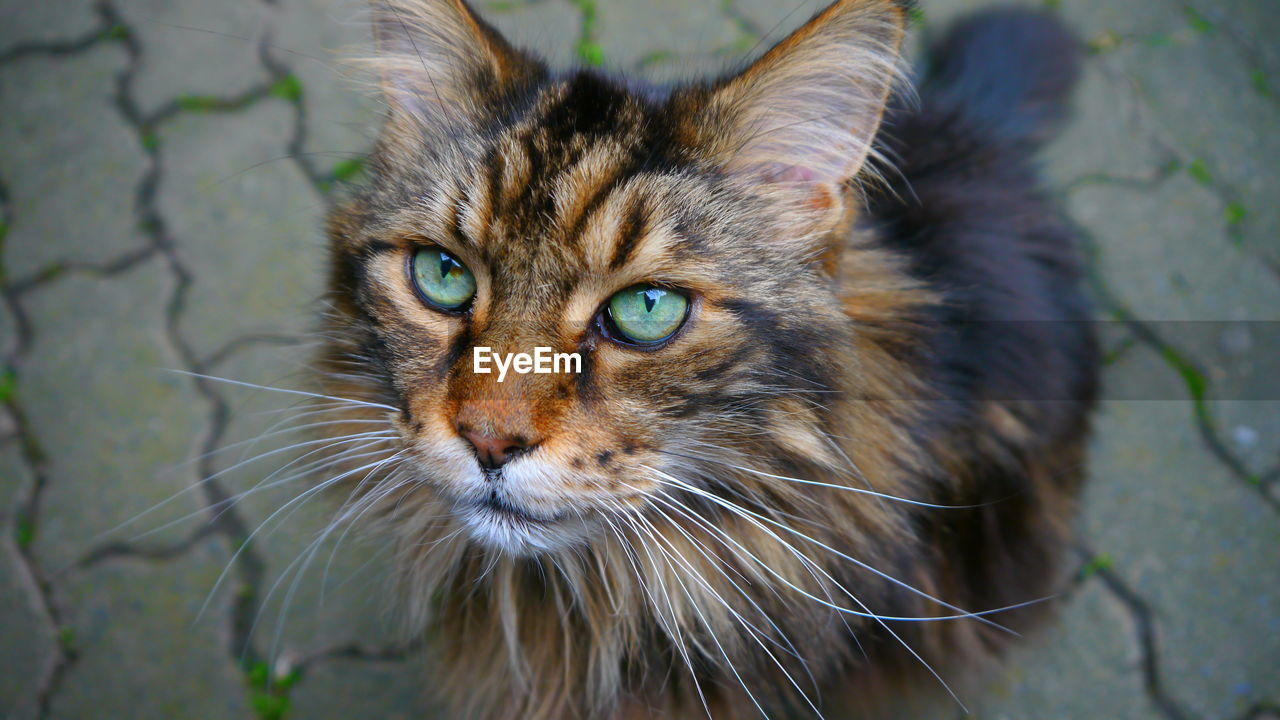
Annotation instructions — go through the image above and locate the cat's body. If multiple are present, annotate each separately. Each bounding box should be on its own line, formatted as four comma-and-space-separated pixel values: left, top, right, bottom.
318, 1, 1097, 718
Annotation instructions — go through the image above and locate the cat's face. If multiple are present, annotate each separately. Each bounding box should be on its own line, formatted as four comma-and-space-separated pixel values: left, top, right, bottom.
325, 0, 904, 554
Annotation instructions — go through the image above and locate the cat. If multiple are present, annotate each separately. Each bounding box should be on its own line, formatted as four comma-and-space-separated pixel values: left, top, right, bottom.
314, 0, 1099, 717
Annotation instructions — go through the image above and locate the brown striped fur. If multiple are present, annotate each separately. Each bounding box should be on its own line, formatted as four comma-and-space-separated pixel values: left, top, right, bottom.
316, 1, 1097, 718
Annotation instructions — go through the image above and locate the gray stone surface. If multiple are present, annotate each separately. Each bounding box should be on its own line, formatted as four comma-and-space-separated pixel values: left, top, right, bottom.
0, 0, 1277, 718
210, 340, 404, 657
1084, 382, 1280, 717
0, 446, 54, 720
970, 583, 1164, 720
595, 0, 744, 76
157, 100, 328, 359
273, 0, 381, 182
1109, 11, 1280, 264
1070, 175, 1280, 322
115, 0, 273, 116
289, 654, 441, 719
482, 0, 585, 70
0, 299, 15, 364
0, 2, 101, 56
0, 44, 148, 282
21, 259, 208, 571
47, 541, 250, 720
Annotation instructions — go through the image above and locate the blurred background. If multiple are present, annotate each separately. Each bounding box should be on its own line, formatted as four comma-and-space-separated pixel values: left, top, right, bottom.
1, 0, 1277, 718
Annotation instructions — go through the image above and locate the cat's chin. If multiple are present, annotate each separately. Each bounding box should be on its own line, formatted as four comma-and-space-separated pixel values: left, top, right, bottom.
457, 498, 593, 557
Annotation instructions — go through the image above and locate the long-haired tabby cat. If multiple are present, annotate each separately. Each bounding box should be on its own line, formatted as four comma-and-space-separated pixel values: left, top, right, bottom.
314, 0, 1098, 717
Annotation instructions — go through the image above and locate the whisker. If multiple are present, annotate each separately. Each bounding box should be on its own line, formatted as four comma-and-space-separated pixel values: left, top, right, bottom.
166, 369, 399, 411
617, 510, 777, 720
658, 449, 989, 510
644, 467, 967, 711
644, 466, 1036, 629
634, 491, 822, 701
100, 431, 397, 547
199, 451, 408, 622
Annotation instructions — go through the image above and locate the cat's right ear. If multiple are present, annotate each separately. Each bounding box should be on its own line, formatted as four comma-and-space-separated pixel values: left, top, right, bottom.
690, 0, 905, 235
368, 0, 530, 137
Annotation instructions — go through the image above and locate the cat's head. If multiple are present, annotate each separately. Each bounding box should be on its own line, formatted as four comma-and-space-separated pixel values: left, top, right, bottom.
324, 0, 908, 555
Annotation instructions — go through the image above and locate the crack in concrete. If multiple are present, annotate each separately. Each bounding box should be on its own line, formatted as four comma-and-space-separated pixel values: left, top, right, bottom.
257, 28, 330, 194
292, 636, 424, 673
1074, 216, 1280, 515
1, 392, 74, 719
1082, 545, 1195, 720
1233, 703, 1280, 720
1090, 29, 1280, 277
0, 9, 136, 716
1061, 57, 1280, 515
74, 524, 219, 569
0, 12, 121, 66
200, 332, 311, 371
9, 246, 162, 296
75, 2, 284, 713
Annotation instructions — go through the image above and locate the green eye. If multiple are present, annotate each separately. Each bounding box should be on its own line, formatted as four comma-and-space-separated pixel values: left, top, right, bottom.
411, 248, 476, 310
606, 285, 689, 345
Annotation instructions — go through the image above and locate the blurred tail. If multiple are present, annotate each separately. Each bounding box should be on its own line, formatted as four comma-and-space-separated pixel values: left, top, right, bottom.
919, 8, 1081, 147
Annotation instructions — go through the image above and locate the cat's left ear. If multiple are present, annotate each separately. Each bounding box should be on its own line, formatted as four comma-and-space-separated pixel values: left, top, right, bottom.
696, 0, 905, 225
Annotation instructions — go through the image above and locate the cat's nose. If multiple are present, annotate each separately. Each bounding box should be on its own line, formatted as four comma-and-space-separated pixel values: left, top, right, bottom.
462, 429, 536, 470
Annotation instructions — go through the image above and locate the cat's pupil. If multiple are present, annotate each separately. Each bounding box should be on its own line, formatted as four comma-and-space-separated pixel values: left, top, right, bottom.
642, 289, 659, 313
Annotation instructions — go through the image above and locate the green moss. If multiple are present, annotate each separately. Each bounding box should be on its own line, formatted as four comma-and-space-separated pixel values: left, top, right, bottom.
38, 263, 66, 283
1224, 202, 1247, 226
1080, 552, 1114, 579
1087, 31, 1123, 55
15, 519, 33, 550
1186, 159, 1212, 185
270, 75, 303, 103
1183, 6, 1213, 33
1042, 0, 1061, 8
57, 625, 77, 653
245, 662, 300, 720
907, 7, 926, 26
1251, 69, 1272, 97
568, 0, 603, 66
103, 25, 130, 41
250, 693, 290, 720
141, 131, 159, 152
177, 95, 221, 112
1144, 34, 1175, 48
1158, 344, 1210, 423
577, 41, 604, 67
0, 219, 7, 283
0, 368, 16, 403
330, 158, 365, 183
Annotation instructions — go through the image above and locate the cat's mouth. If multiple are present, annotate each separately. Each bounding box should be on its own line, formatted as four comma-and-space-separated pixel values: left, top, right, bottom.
469, 490, 566, 526
456, 490, 582, 555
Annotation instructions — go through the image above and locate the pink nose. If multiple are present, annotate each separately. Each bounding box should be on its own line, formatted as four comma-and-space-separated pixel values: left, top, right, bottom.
463, 430, 536, 470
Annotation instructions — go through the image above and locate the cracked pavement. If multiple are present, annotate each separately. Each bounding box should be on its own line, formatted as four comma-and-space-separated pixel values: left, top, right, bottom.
0, 0, 1277, 718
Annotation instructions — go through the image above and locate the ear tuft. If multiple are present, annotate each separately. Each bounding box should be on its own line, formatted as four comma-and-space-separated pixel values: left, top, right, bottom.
701, 0, 905, 204
366, 0, 530, 134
